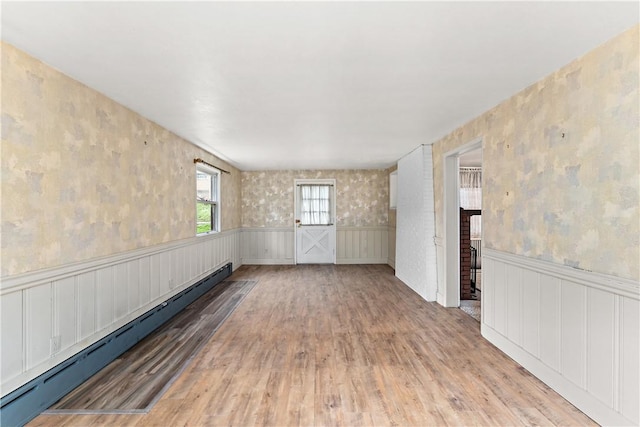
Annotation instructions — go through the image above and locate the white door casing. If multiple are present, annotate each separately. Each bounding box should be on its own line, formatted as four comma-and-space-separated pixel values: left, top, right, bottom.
441, 137, 482, 307
294, 179, 336, 264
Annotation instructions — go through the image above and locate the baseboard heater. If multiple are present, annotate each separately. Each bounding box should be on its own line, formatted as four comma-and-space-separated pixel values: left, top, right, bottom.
0, 262, 232, 427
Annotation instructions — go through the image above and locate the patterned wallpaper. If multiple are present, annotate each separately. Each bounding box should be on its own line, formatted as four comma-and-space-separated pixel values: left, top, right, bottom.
1, 43, 241, 277
432, 26, 639, 280
241, 169, 389, 228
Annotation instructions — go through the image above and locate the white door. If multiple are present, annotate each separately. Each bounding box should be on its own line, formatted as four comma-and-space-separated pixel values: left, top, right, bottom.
295, 179, 336, 264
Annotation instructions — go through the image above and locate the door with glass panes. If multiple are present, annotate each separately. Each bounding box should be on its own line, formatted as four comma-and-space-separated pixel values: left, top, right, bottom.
294, 179, 336, 264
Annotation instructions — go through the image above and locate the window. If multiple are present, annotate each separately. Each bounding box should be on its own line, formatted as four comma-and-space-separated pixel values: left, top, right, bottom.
196, 165, 220, 234
459, 167, 482, 239
299, 184, 332, 225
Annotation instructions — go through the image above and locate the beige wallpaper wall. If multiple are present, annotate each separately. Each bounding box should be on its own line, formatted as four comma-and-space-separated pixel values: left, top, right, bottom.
1, 43, 241, 277
432, 25, 639, 281
241, 169, 389, 228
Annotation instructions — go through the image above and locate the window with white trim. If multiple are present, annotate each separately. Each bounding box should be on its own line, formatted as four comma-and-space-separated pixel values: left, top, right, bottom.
196, 165, 220, 234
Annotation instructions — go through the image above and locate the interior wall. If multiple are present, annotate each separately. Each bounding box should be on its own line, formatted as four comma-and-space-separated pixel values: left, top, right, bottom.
395, 145, 437, 301
240, 169, 390, 265
1, 43, 243, 398
1, 42, 242, 278
241, 169, 389, 228
387, 165, 397, 268
431, 25, 639, 426
432, 25, 639, 282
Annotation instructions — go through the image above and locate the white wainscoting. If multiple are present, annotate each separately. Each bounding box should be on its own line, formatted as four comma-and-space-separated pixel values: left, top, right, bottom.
482, 248, 640, 426
240, 228, 295, 264
240, 226, 389, 265
0, 229, 241, 396
336, 226, 388, 264
388, 226, 396, 269
434, 235, 445, 305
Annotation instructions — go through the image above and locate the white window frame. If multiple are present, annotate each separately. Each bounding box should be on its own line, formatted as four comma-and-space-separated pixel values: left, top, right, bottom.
196, 164, 220, 235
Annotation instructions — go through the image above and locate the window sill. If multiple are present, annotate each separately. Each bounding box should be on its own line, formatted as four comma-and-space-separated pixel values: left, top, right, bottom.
197, 231, 220, 237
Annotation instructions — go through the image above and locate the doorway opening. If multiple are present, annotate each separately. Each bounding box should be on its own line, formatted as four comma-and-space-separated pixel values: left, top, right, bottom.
442, 139, 482, 320
458, 156, 482, 322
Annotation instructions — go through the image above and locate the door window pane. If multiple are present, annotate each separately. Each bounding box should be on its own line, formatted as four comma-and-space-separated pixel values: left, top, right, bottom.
300, 184, 331, 225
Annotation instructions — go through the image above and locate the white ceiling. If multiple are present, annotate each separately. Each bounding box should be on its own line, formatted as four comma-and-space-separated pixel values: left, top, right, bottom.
2, 2, 638, 171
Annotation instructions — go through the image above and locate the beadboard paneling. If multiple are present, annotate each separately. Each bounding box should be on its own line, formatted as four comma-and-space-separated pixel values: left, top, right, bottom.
1, 292, 23, 382
77, 271, 96, 342
54, 277, 76, 353
388, 226, 396, 268
521, 268, 539, 357
620, 296, 640, 422
482, 248, 640, 426
336, 227, 388, 264
26, 285, 52, 369
587, 287, 615, 407
241, 228, 295, 264
0, 229, 241, 397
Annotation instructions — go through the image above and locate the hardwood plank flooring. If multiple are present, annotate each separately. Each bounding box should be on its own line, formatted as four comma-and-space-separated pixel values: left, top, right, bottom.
30, 265, 595, 426
46, 280, 257, 412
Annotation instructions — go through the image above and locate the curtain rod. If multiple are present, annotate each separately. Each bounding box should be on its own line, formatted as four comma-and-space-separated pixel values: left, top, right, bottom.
194, 158, 231, 174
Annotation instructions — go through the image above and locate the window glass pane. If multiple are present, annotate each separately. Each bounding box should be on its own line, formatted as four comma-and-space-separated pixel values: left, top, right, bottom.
471, 215, 482, 239
197, 202, 212, 233
212, 203, 217, 230
197, 171, 212, 201
211, 173, 218, 202
300, 184, 331, 225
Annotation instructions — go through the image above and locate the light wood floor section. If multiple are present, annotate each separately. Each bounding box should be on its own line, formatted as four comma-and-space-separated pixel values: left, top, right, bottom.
47, 280, 257, 412
29, 265, 595, 426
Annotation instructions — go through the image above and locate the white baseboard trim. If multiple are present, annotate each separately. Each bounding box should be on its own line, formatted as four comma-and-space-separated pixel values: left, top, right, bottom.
482, 324, 635, 426
242, 259, 389, 266
336, 258, 388, 265
241, 259, 294, 265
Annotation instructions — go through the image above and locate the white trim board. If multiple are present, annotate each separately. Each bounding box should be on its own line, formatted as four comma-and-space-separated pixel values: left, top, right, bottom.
483, 248, 639, 300
441, 137, 482, 308
1, 229, 242, 295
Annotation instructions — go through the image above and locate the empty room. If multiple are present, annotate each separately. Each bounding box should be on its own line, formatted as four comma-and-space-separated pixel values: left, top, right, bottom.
1, 2, 638, 426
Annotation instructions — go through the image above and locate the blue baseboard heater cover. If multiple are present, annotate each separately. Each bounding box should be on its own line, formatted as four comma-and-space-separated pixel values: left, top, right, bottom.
0, 262, 232, 427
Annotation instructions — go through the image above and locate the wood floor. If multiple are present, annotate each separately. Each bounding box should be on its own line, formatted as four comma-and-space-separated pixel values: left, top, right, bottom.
47, 280, 257, 412
29, 264, 595, 426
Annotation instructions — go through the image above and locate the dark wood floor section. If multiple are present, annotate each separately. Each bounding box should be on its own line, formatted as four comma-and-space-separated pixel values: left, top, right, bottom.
31, 265, 595, 426
47, 280, 257, 412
